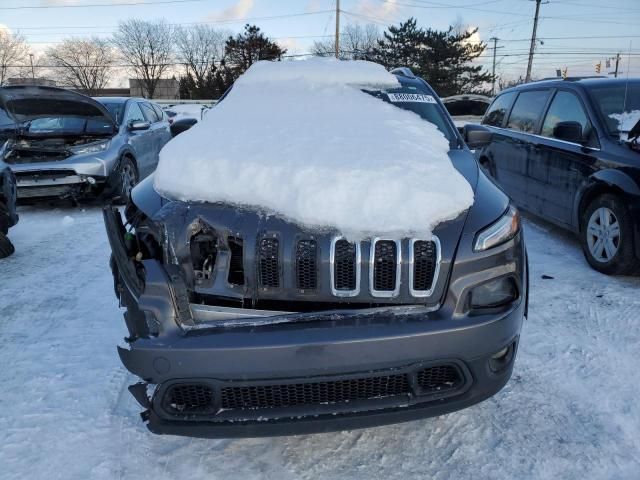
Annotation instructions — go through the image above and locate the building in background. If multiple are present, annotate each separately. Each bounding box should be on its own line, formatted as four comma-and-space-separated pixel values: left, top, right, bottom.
5, 77, 57, 87
129, 78, 179, 99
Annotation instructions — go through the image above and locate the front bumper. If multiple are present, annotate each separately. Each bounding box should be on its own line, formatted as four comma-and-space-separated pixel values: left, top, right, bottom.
104, 206, 527, 437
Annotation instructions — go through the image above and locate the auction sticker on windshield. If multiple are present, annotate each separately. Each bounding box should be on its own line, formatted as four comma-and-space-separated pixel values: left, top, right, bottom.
386, 93, 437, 103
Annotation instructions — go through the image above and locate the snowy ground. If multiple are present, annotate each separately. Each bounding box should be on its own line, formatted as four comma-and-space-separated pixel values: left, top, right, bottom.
1, 205, 639, 480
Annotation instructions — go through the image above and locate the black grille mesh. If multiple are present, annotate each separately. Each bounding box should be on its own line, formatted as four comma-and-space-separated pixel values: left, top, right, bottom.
334, 240, 357, 291
373, 240, 398, 291
166, 384, 214, 413
258, 237, 280, 288
221, 374, 410, 410
296, 240, 318, 290
227, 237, 244, 285
416, 365, 462, 393
413, 240, 437, 291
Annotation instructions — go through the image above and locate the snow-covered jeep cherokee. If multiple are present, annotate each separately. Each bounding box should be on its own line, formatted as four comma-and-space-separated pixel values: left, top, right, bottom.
104, 59, 528, 438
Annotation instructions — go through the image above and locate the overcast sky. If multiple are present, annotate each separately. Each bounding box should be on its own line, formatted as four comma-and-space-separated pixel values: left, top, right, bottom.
1, 0, 639, 86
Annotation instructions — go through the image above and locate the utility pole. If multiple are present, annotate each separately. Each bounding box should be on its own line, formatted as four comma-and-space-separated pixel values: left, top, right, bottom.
490, 37, 498, 95
525, 0, 542, 83
29, 54, 35, 81
614, 52, 621, 78
335, 0, 340, 59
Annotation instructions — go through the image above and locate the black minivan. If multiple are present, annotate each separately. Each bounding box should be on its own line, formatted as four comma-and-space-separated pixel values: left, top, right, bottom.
473, 78, 640, 275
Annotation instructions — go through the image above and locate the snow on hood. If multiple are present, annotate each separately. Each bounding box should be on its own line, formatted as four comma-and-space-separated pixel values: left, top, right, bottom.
154, 58, 474, 240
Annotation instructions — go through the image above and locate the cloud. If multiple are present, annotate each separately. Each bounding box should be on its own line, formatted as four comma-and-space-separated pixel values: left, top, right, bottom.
354, 0, 400, 21
206, 0, 254, 22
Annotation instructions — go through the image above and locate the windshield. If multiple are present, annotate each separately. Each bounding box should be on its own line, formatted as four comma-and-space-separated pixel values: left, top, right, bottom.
364, 86, 457, 144
99, 102, 125, 125
20, 116, 113, 136
587, 81, 640, 135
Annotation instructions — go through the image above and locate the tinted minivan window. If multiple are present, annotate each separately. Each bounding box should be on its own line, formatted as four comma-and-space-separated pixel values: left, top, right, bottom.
507, 90, 550, 133
541, 91, 590, 139
482, 92, 516, 127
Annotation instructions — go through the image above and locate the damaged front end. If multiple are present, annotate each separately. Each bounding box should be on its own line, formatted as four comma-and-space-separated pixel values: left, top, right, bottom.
103, 176, 526, 437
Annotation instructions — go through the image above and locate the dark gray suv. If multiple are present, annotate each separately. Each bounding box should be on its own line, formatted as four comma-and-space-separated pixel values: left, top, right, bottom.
104, 67, 528, 438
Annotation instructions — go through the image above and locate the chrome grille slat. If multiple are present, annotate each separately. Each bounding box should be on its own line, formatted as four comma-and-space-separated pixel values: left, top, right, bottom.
370, 238, 401, 298
330, 237, 361, 297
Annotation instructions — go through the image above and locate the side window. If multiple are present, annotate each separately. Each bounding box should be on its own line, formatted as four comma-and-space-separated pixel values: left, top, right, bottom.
151, 104, 165, 121
125, 102, 145, 125
541, 91, 591, 141
506, 90, 550, 133
140, 102, 160, 123
482, 92, 517, 127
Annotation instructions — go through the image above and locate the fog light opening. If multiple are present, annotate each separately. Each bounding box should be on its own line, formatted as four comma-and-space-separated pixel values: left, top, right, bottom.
489, 342, 515, 373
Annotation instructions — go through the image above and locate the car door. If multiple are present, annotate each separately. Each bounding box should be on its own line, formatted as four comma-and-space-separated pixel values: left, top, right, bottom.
140, 102, 165, 171
500, 89, 552, 213
533, 89, 599, 228
124, 101, 154, 176
151, 103, 173, 151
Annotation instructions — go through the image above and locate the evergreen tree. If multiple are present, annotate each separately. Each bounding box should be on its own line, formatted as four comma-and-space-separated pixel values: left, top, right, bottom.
371, 18, 492, 97
224, 25, 286, 78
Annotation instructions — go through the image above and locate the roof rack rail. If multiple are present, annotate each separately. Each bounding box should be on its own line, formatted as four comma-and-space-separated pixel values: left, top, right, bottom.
531, 75, 607, 83
390, 67, 416, 79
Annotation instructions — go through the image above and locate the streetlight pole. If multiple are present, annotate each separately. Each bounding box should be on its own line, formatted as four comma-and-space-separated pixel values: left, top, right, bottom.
490, 37, 498, 95
29, 53, 35, 81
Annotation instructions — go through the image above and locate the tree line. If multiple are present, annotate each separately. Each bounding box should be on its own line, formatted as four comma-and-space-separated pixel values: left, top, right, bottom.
0, 17, 493, 99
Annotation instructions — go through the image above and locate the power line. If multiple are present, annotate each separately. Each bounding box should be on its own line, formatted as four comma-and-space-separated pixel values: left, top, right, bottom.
0, 0, 205, 10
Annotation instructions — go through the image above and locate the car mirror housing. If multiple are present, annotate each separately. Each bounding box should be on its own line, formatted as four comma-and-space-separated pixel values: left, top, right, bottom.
553, 121, 583, 144
463, 124, 493, 149
128, 121, 151, 132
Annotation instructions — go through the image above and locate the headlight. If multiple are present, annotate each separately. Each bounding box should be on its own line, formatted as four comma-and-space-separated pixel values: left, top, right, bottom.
469, 276, 518, 309
474, 205, 520, 252
69, 139, 110, 155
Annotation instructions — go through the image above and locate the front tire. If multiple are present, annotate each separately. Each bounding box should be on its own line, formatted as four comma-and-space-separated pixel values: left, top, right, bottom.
580, 194, 639, 275
113, 157, 138, 205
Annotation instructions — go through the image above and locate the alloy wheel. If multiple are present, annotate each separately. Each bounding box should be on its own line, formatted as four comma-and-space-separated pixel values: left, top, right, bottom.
586, 207, 620, 263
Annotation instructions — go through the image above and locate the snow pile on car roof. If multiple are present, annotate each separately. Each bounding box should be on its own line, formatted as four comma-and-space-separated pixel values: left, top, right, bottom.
154, 58, 474, 240
610, 110, 640, 134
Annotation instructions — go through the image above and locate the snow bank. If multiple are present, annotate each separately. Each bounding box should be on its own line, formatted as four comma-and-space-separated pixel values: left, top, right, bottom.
154, 58, 474, 239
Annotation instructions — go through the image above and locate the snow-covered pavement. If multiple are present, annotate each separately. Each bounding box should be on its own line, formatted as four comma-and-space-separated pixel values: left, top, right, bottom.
1, 206, 639, 480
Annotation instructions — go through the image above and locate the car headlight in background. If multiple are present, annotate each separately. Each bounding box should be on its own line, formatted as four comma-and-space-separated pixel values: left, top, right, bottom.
69, 139, 110, 155
474, 205, 520, 252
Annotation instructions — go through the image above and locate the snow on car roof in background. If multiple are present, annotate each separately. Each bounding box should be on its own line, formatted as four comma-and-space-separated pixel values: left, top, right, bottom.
154, 58, 474, 240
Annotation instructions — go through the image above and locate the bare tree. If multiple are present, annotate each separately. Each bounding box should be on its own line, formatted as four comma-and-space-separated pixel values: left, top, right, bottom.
46, 38, 114, 95
311, 24, 379, 60
0, 30, 29, 85
175, 25, 229, 89
112, 19, 174, 98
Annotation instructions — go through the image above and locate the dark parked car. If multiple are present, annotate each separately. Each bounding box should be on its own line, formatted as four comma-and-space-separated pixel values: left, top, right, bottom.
473, 77, 640, 275
0, 87, 171, 202
0, 154, 18, 258
442, 94, 491, 132
103, 66, 528, 438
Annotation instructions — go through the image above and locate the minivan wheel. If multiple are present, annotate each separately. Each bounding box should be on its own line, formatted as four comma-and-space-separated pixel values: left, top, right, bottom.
581, 194, 639, 275
0, 232, 15, 259
113, 157, 138, 205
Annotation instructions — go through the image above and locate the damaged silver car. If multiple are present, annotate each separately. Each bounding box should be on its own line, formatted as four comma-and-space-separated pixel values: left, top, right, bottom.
104, 66, 528, 438
0, 86, 171, 202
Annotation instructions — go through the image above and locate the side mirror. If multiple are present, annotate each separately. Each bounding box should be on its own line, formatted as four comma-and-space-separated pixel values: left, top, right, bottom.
128, 121, 151, 132
553, 121, 583, 143
170, 117, 198, 137
463, 124, 493, 149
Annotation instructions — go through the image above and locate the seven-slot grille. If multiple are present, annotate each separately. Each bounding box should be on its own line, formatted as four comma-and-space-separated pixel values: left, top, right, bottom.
232, 236, 439, 298
296, 239, 318, 290
258, 237, 280, 288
